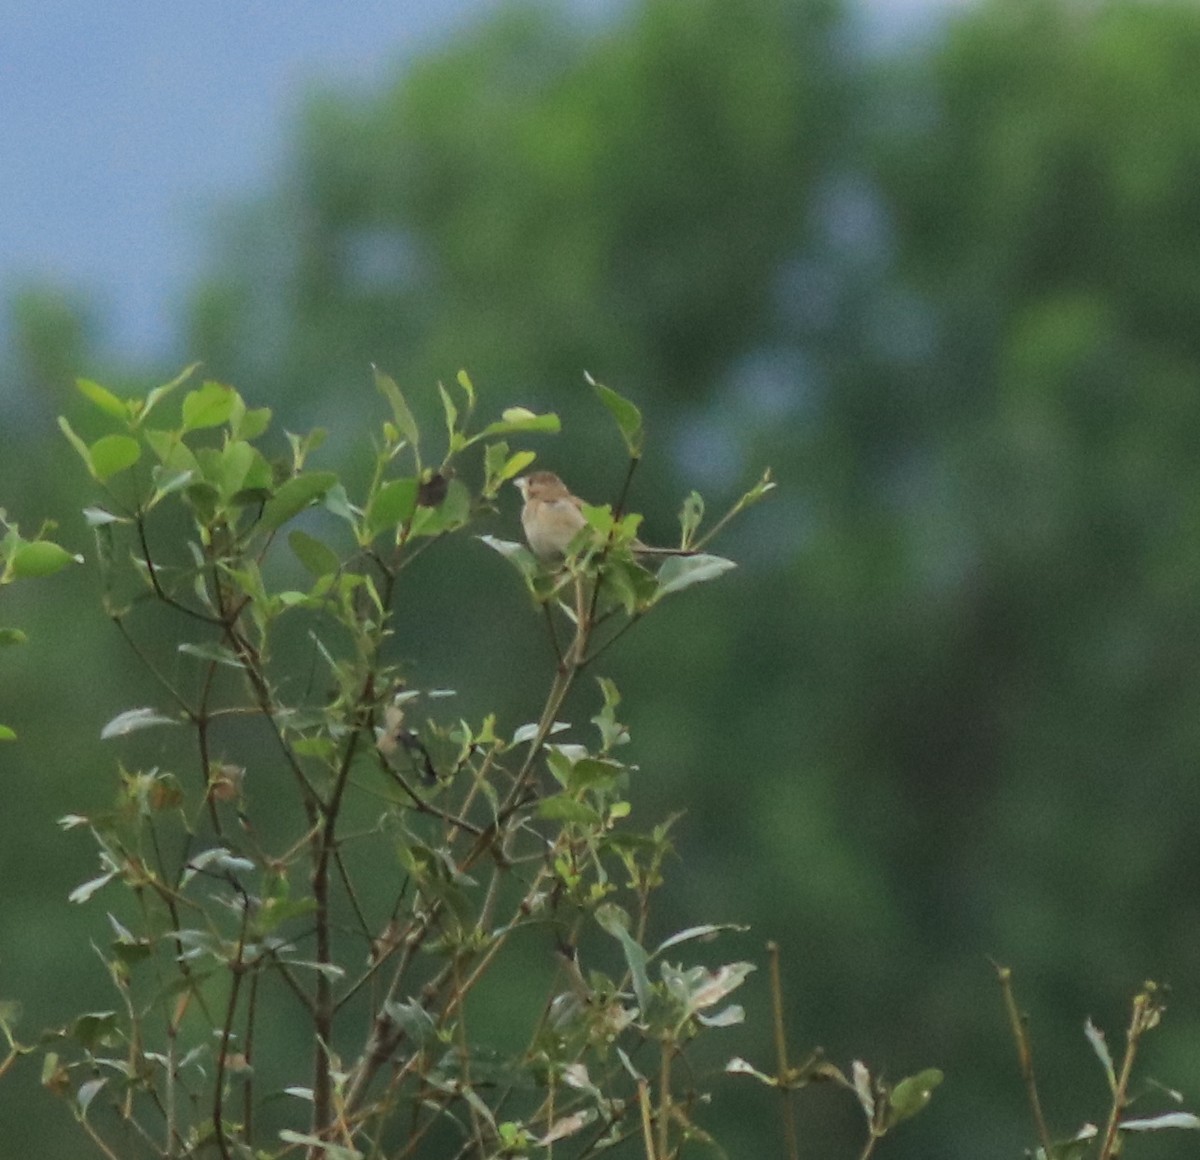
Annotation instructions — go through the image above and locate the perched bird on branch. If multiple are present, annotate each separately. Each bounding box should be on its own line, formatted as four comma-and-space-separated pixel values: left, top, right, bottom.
514, 471, 692, 561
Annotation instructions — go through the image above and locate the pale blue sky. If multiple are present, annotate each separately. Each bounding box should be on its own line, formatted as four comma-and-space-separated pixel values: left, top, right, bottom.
0, 0, 962, 365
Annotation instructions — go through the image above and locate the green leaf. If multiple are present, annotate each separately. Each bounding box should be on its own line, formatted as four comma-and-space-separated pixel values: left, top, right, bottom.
661, 960, 754, 1016
654, 553, 737, 597
68, 873, 117, 905
0, 628, 28, 647
726, 1057, 779, 1086
323, 483, 358, 523
83, 506, 127, 527
259, 471, 339, 532
58, 416, 94, 476
210, 439, 256, 500
143, 427, 200, 474
653, 923, 750, 958
1084, 1018, 1115, 1090
500, 450, 535, 482
180, 847, 256, 886
181, 381, 237, 431
367, 477, 419, 538
437, 381, 458, 443
679, 490, 704, 544
0, 725, 15, 742
580, 501, 615, 539
289, 530, 340, 577
888, 1068, 943, 1125
474, 408, 561, 441
177, 641, 246, 668
140, 362, 199, 424
70, 1011, 119, 1049
100, 707, 180, 740
148, 467, 194, 504
483, 440, 510, 495
477, 535, 539, 582
292, 736, 335, 760
374, 367, 420, 451
235, 447, 274, 496
6, 540, 81, 579
595, 903, 652, 1012
89, 434, 141, 481
182, 479, 220, 522
455, 368, 476, 410
286, 427, 328, 470
231, 397, 272, 441
537, 794, 602, 826
587, 373, 644, 458
566, 757, 626, 794
600, 556, 657, 615
77, 1077, 106, 1115
591, 677, 629, 750
75, 378, 127, 419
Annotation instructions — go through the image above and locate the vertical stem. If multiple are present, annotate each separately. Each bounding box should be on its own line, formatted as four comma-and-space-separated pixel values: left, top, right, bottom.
994, 962, 1054, 1157
242, 969, 259, 1145
637, 1077, 657, 1160
656, 1043, 672, 1160
1098, 986, 1157, 1160
767, 942, 799, 1160
856, 1135, 880, 1160
311, 821, 334, 1144
165, 1018, 176, 1159
212, 892, 251, 1160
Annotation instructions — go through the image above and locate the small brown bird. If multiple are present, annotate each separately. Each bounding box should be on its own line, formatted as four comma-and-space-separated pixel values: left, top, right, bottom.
514, 471, 589, 560
514, 471, 692, 561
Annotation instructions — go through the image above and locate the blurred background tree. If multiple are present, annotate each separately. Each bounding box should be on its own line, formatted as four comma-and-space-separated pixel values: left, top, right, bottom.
5, 0, 1200, 1156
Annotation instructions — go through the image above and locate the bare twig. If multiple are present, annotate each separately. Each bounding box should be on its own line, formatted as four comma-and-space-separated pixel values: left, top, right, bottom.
993, 960, 1054, 1157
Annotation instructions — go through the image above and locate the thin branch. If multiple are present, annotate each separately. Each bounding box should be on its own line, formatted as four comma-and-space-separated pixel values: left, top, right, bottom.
767, 941, 800, 1160
1099, 984, 1162, 1160
212, 885, 252, 1160
135, 515, 223, 625
993, 960, 1054, 1157
110, 616, 197, 717
383, 759, 485, 835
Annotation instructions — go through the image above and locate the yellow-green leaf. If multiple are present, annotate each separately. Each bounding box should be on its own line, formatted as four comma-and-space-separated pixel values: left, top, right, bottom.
455, 368, 476, 409
7, 540, 82, 579
289, 530, 340, 577
888, 1068, 943, 1125
474, 409, 561, 441
234, 406, 272, 441
587, 374, 644, 458
140, 362, 200, 425
182, 381, 238, 431
75, 378, 127, 420
367, 478, 419, 538
373, 368, 420, 451
259, 472, 339, 532
437, 382, 458, 443
58, 416, 94, 476
89, 434, 141, 481
500, 450, 535, 482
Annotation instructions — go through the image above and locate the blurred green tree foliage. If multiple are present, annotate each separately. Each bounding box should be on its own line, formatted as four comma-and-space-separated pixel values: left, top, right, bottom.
186, 0, 843, 420
8, 0, 1200, 1156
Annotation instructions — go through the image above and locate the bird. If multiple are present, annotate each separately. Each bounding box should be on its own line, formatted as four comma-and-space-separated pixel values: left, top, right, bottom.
514, 471, 590, 560
514, 471, 692, 561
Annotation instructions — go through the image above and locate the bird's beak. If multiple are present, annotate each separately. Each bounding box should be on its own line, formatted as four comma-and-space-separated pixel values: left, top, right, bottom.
513, 476, 529, 500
